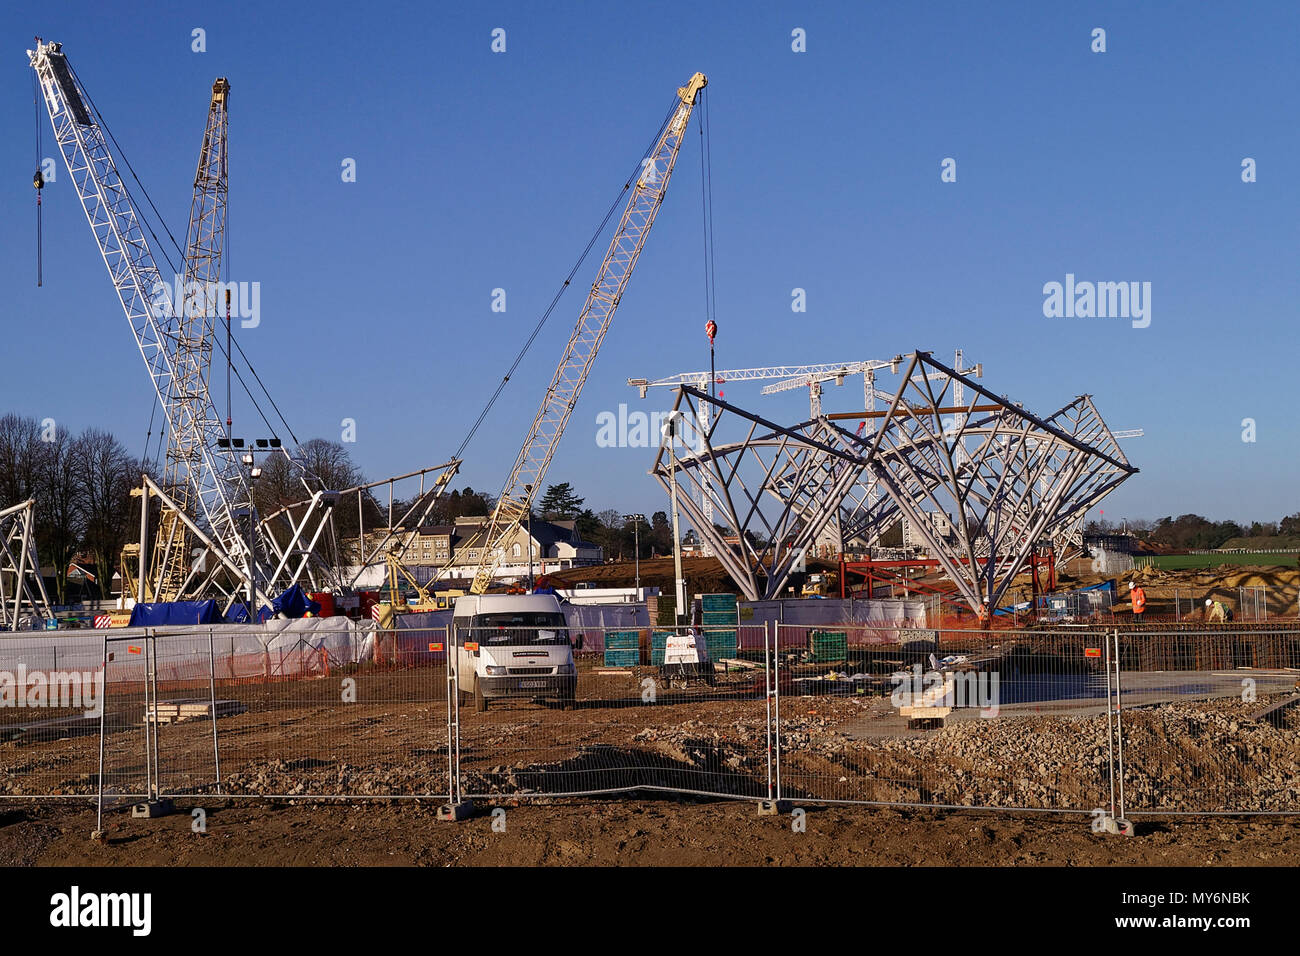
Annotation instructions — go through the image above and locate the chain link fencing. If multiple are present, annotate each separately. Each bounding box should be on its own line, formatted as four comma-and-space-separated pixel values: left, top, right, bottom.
1115, 627, 1300, 815
768, 623, 1119, 812
449, 623, 775, 802
2, 619, 1298, 820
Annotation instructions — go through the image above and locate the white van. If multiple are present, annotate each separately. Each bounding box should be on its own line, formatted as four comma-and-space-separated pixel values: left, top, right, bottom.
452, 593, 577, 712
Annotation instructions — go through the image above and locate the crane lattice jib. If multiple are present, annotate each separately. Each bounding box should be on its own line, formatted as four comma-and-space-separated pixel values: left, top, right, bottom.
152, 77, 231, 600
29, 42, 249, 568
467, 72, 707, 594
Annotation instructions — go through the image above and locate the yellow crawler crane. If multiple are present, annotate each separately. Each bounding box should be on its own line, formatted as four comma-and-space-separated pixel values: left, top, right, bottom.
447, 72, 708, 595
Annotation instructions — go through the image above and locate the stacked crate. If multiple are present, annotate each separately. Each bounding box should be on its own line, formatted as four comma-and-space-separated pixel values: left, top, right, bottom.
808, 629, 848, 663
603, 629, 641, 668
650, 631, 672, 666
700, 592, 739, 662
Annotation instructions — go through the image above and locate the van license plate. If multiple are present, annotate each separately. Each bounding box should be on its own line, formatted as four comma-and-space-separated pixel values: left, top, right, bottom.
520, 680, 547, 689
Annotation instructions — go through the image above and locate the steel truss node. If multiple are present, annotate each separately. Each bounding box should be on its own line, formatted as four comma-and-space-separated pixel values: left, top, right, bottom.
0, 500, 54, 630
651, 352, 1137, 609
650, 387, 869, 602
265, 459, 462, 594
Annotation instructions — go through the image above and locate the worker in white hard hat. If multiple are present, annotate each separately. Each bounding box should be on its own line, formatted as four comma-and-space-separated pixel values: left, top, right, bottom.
1204, 597, 1232, 623
1128, 580, 1147, 620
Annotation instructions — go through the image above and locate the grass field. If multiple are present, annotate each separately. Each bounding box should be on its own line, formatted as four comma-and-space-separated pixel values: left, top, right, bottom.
1135, 552, 1300, 570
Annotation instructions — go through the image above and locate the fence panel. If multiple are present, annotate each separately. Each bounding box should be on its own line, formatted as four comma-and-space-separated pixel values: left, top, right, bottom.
772, 623, 1118, 812
453, 624, 774, 802
0, 633, 120, 799
1117, 628, 1300, 814
9, 616, 1300, 819
212, 624, 452, 799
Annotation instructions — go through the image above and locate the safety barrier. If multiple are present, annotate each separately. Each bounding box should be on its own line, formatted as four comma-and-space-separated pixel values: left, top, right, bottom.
1, 621, 1297, 820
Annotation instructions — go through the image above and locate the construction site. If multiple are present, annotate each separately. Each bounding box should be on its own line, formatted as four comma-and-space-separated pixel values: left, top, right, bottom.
2, 27, 1298, 878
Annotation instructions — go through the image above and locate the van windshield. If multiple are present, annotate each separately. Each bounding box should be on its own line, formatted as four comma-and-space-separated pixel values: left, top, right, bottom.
471, 612, 569, 645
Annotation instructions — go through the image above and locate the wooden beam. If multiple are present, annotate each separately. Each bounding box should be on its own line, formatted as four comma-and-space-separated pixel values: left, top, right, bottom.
827, 404, 1002, 421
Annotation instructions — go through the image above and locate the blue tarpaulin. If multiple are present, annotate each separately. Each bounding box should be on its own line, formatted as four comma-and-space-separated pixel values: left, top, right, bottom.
128, 600, 222, 627
224, 585, 323, 624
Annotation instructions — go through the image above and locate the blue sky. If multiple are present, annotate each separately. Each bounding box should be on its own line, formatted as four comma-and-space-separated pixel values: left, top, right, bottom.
3, 0, 1297, 525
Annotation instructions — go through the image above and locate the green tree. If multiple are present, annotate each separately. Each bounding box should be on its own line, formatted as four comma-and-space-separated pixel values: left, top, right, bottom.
538, 482, 584, 520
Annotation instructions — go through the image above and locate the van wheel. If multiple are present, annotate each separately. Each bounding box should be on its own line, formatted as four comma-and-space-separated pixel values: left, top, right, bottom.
474, 684, 488, 712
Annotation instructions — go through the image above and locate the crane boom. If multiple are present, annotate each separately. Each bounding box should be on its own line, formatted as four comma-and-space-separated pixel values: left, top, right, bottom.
28, 41, 262, 602
464, 72, 707, 594
151, 77, 231, 601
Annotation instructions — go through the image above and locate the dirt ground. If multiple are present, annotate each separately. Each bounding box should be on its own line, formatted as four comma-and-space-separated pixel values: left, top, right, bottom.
4, 621, 1298, 867
3, 797, 1298, 867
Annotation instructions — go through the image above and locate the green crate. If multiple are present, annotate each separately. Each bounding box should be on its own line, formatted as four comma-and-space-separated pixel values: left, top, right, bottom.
705, 630, 738, 661
701, 593, 739, 624
604, 629, 640, 650
809, 630, 848, 663
650, 631, 671, 666
603, 649, 640, 668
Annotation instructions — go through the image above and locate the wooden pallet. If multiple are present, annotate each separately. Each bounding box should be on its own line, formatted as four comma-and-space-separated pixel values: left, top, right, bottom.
145, 698, 246, 724
899, 705, 951, 729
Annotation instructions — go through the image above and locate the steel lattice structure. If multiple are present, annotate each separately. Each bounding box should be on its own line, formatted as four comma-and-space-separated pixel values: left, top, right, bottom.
0, 500, 53, 630
629, 359, 900, 544
651, 352, 1138, 607
30, 41, 255, 598
650, 387, 870, 601
150, 77, 231, 601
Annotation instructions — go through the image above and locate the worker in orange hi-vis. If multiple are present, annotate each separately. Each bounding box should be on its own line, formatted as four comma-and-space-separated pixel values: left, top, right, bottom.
1128, 581, 1147, 622
976, 598, 992, 640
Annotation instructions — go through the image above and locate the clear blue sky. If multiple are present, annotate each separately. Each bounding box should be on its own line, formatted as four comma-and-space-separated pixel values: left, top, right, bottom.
3, 1, 1297, 526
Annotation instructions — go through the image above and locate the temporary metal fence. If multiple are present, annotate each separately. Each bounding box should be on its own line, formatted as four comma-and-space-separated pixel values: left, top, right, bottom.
1238, 586, 1268, 621
450, 623, 774, 802
1, 620, 1298, 821
1114, 627, 1300, 814
1037, 585, 1116, 622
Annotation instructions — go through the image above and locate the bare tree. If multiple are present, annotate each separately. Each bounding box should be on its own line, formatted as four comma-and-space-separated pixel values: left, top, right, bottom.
35, 425, 83, 604
295, 438, 366, 492
72, 428, 135, 600
0, 413, 44, 507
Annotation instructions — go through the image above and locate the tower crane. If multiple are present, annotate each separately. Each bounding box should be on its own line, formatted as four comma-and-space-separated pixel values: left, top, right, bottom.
458, 72, 707, 595
757, 359, 902, 419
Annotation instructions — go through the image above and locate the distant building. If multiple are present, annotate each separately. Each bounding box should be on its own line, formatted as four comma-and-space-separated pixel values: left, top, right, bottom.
348, 515, 603, 585
1082, 532, 1139, 555
1082, 532, 1139, 574
902, 512, 955, 550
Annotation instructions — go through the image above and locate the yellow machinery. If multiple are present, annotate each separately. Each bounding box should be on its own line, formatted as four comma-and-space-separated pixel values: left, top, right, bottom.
802, 572, 837, 598
383, 551, 462, 612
